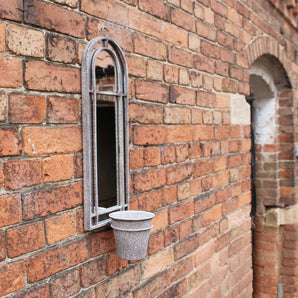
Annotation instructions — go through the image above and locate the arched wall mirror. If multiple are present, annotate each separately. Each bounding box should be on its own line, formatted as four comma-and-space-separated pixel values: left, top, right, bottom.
82, 28, 129, 230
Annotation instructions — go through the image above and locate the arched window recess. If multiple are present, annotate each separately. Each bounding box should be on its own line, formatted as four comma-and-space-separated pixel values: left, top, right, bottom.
82, 27, 129, 230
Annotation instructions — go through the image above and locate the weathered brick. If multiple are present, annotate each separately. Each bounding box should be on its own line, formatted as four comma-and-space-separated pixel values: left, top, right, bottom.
139, 0, 170, 20
164, 64, 179, 84
106, 251, 128, 276
17, 284, 50, 298
0, 22, 4, 52
194, 125, 215, 141
46, 33, 77, 63
161, 146, 176, 165
51, 0, 79, 7
179, 68, 190, 85
80, 257, 106, 287
201, 40, 220, 59
27, 239, 89, 282
6, 24, 44, 57
0, 0, 23, 21
47, 96, 79, 124
202, 204, 223, 226
132, 126, 167, 145
163, 22, 188, 47
194, 54, 215, 74
189, 33, 201, 52
174, 234, 200, 260
42, 154, 73, 183
170, 86, 196, 105
130, 103, 163, 124
196, 20, 216, 41
126, 55, 146, 78
0, 194, 21, 228
23, 181, 82, 220
9, 94, 46, 123
169, 200, 194, 224
6, 221, 45, 258
0, 231, 5, 261
132, 168, 166, 193
74, 152, 83, 178
45, 211, 76, 244
0, 127, 22, 157
0, 262, 25, 296
147, 60, 163, 81
24, 61, 80, 93
167, 163, 193, 184
151, 208, 168, 232
171, 7, 196, 32
0, 92, 6, 122
134, 32, 167, 60
168, 46, 193, 68
141, 247, 174, 280
23, 126, 82, 155
89, 230, 116, 257
50, 269, 80, 297
135, 80, 169, 103
4, 159, 42, 190
148, 231, 164, 255
82, 0, 128, 26
0, 57, 22, 88
24, 0, 86, 38
167, 125, 194, 143
164, 106, 191, 124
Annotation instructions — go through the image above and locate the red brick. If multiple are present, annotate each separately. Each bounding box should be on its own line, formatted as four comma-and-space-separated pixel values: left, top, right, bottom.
82, 0, 128, 27
162, 185, 177, 206
164, 106, 191, 124
148, 231, 164, 255
0, 231, 5, 261
132, 168, 166, 193
0, 0, 23, 21
129, 148, 144, 170
143, 147, 160, 167
211, 0, 228, 16
0, 57, 22, 88
17, 284, 50, 298
0, 262, 25, 296
42, 154, 73, 183
6, 24, 45, 57
4, 159, 41, 190
168, 46, 193, 67
46, 33, 77, 63
194, 55, 215, 74
170, 86, 196, 105
139, 0, 170, 20
7, 221, 44, 258
163, 23, 188, 47
106, 251, 128, 276
80, 257, 106, 287
51, 0, 79, 7
167, 125, 194, 143
27, 239, 89, 282
194, 239, 216, 266
174, 234, 200, 260
147, 60, 163, 81
135, 80, 169, 103
24, 0, 85, 38
196, 20, 216, 41
89, 230, 116, 257
132, 126, 167, 145
201, 40, 220, 59
180, 68, 190, 85
0, 127, 22, 157
169, 200, 194, 224
45, 211, 76, 244
0, 194, 21, 228
25, 61, 80, 93
9, 94, 46, 123
23, 181, 82, 220
126, 55, 146, 78
50, 269, 80, 297
195, 193, 215, 213
152, 208, 168, 232
130, 103, 163, 124
74, 152, 83, 178
202, 204, 223, 226
194, 125, 214, 141
134, 34, 167, 60
172, 7, 196, 32
167, 163, 193, 184
164, 65, 179, 84
47, 96, 79, 124
0, 22, 4, 52
161, 146, 176, 164
23, 126, 82, 155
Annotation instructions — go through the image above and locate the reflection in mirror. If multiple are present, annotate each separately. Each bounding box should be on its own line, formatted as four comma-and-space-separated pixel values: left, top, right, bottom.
95, 50, 117, 210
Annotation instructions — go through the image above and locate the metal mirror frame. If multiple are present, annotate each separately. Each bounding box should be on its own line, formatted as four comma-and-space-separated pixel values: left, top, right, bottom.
82, 30, 129, 230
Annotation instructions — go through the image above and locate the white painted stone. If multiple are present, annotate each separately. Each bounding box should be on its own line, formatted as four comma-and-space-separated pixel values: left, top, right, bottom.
230, 94, 251, 125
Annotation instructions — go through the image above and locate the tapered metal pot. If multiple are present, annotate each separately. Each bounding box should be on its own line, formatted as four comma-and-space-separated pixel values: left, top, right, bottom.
109, 210, 155, 260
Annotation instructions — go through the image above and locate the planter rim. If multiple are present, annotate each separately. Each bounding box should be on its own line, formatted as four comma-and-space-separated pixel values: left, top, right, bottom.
109, 210, 155, 221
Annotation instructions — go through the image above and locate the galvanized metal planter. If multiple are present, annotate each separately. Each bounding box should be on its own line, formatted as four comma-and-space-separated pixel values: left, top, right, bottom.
109, 211, 155, 260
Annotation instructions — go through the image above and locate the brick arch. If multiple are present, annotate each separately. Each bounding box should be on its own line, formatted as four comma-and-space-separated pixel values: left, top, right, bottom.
245, 35, 296, 89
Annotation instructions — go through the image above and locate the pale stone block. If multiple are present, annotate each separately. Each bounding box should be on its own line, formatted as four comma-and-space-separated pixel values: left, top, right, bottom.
230, 94, 250, 125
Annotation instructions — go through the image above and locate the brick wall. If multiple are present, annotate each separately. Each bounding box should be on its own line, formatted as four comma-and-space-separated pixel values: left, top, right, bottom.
0, 0, 297, 297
